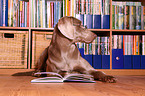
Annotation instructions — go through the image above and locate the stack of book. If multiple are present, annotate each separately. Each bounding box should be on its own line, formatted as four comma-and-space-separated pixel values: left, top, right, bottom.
0, 0, 29, 27
112, 1, 145, 30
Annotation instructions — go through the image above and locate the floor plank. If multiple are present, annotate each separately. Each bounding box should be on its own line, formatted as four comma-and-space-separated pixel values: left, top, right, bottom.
0, 76, 145, 96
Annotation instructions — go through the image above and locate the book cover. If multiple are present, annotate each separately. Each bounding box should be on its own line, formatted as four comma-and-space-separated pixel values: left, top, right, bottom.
84, 14, 93, 29
31, 72, 96, 83
102, 55, 110, 69
102, 15, 110, 29
112, 49, 123, 69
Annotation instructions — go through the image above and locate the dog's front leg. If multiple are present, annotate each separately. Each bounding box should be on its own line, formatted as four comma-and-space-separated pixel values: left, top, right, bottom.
90, 70, 116, 83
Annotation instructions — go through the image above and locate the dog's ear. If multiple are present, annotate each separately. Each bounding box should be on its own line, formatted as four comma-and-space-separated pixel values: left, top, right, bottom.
58, 17, 75, 40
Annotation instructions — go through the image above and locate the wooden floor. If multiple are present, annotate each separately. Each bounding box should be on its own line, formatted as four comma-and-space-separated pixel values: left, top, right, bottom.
0, 75, 145, 96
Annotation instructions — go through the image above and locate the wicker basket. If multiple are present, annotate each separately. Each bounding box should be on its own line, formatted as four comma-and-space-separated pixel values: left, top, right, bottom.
32, 31, 53, 68
0, 30, 28, 68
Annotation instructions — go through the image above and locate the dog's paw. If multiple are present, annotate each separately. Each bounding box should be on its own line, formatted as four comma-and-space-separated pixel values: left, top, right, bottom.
101, 75, 117, 83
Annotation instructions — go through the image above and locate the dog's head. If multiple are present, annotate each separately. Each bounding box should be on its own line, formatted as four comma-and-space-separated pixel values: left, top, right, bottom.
58, 16, 97, 43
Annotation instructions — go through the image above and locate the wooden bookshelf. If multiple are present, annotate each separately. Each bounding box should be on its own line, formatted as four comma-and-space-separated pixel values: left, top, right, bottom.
0, 0, 145, 75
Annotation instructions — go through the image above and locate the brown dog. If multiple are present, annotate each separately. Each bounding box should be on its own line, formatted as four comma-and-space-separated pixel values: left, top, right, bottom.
35, 16, 116, 83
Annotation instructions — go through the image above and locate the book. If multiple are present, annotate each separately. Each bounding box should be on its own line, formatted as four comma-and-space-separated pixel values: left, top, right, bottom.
0, 0, 3, 26
31, 72, 96, 83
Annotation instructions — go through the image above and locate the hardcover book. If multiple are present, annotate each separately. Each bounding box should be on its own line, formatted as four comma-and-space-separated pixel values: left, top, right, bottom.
31, 72, 96, 83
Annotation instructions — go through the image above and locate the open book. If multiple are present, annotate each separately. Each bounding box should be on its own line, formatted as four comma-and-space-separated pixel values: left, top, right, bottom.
31, 72, 96, 83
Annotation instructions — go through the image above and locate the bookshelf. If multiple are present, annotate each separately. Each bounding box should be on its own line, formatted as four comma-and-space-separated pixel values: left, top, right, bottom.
0, 0, 145, 75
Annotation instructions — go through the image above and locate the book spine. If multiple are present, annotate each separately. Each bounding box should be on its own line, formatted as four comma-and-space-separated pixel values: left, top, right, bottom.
42, 0, 46, 28
21, 1, 25, 27
19, 1, 22, 27
3, 0, 8, 26
136, 2, 141, 30
27, 2, 29, 27
51, 2, 54, 28
112, 2, 115, 29
0, 0, 3, 26
118, 2, 124, 29
143, 6, 145, 30
124, 2, 129, 29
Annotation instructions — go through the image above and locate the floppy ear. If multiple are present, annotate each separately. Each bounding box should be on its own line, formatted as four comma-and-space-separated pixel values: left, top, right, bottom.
57, 17, 74, 40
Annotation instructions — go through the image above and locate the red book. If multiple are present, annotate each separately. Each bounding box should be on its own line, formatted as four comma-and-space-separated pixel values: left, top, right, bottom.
27, 2, 29, 27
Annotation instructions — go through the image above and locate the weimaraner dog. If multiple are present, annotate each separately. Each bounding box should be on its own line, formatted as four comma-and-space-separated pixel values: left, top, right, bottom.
35, 16, 116, 83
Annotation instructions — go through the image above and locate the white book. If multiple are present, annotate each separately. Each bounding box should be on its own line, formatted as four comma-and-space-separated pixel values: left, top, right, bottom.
31, 72, 96, 83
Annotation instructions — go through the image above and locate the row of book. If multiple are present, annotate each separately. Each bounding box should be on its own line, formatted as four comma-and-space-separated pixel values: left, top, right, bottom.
76, 36, 110, 55
0, 0, 29, 27
76, 0, 110, 29
30, 0, 62, 28
112, 35, 145, 55
112, 1, 145, 30
76, 35, 145, 56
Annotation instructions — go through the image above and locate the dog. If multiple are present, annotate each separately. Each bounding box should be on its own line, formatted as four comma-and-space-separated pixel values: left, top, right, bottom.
35, 16, 116, 83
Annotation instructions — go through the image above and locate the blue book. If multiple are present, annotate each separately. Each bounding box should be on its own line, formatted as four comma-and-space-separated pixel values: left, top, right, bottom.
102, 15, 110, 29
2, 0, 8, 26
141, 55, 145, 69
93, 55, 102, 69
93, 15, 101, 29
84, 55, 93, 67
132, 55, 141, 69
112, 49, 124, 69
76, 14, 84, 25
102, 55, 110, 69
0, 0, 3, 26
124, 55, 132, 69
53, 2, 57, 27
84, 14, 93, 29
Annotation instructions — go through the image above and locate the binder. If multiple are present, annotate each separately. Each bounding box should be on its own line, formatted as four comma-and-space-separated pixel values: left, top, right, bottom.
141, 55, 145, 69
93, 55, 102, 69
102, 15, 110, 29
76, 14, 84, 25
84, 14, 93, 29
102, 55, 110, 69
84, 55, 93, 67
112, 49, 124, 69
93, 15, 101, 29
79, 48, 84, 58
124, 55, 132, 69
132, 55, 141, 69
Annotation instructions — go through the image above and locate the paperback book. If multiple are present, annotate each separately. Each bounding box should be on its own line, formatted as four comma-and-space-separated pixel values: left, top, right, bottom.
31, 72, 96, 83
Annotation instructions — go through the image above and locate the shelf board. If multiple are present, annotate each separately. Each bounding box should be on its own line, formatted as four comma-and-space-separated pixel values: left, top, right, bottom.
112, 29, 145, 32
0, 27, 29, 31
89, 29, 110, 32
30, 27, 54, 31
